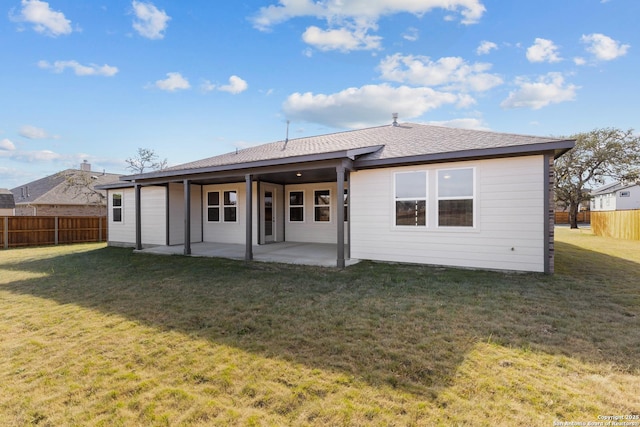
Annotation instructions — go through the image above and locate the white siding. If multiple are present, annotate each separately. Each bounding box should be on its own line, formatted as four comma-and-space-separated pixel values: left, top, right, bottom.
350, 156, 547, 272
202, 183, 247, 244
140, 186, 167, 246
107, 188, 136, 246
616, 184, 640, 211
168, 183, 203, 245
284, 182, 348, 244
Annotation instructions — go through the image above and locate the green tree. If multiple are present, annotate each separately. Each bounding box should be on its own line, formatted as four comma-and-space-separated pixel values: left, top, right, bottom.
125, 148, 168, 174
555, 128, 640, 229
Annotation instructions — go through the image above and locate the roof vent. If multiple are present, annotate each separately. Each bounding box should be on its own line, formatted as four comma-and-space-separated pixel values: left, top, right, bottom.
81, 160, 91, 171
392, 113, 399, 127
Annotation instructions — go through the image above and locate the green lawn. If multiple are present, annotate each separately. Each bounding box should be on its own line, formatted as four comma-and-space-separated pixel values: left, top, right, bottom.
1, 227, 638, 426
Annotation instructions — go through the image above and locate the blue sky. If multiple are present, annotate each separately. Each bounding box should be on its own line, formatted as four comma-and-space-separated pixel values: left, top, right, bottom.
1, 0, 637, 188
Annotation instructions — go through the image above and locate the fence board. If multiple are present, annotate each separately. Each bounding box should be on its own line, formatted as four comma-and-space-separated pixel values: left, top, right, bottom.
592, 210, 640, 240
0, 216, 107, 249
554, 211, 590, 224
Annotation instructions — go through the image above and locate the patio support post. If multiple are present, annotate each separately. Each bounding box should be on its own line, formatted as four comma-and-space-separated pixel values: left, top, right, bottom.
346, 169, 351, 260
184, 179, 191, 255
135, 183, 142, 250
336, 165, 345, 268
245, 174, 253, 261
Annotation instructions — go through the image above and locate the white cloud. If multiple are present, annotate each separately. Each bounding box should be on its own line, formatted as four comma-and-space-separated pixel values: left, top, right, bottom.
132, 0, 170, 40
526, 38, 562, 63
378, 54, 503, 92
427, 118, 490, 131
19, 125, 59, 140
219, 76, 248, 94
1, 138, 16, 151
500, 72, 578, 110
403, 27, 419, 42
302, 26, 381, 51
151, 72, 190, 92
573, 57, 586, 66
11, 0, 72, 37
252, 0, 485, 51
201, 76, 248, 94
581, 33, 629, 61
476, 40, 497, 55
37, 60, 118, 76
283, 83, 461, 128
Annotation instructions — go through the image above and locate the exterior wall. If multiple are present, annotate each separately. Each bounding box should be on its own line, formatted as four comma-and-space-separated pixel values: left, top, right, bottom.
284, 182, 348, 244
202, 183, 248, 245
168, 183, 203, 245
350, 155, 547, 272
140, 186, 167, 246
591, 193, 617, 211
615, 184, 640, 211
14, 204, 106, 216
0, 208, 14, 216
107, 188, 136, 246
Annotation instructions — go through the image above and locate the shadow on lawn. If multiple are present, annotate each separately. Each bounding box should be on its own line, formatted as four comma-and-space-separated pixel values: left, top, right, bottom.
3, 241, 639, 398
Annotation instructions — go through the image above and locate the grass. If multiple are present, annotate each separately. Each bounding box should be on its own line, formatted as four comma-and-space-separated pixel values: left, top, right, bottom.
0, 227, 638, 426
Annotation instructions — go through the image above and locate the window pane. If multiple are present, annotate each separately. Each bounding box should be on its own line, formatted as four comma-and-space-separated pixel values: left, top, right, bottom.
208, 207, 220, 222
224, 191, 237, 206
224, 206, 237, 222
290, 191, 303, 206
314, 190, 330, 205
315, 206, 330, 222
438, 200, 473, 226
112, 194, 122, 207
438, 169, 473, 197
395, 200, 426, 226
396, 172, 426, 198
207, 191, 219, 206
113, 208, 122, 222
290, 206, 303, 222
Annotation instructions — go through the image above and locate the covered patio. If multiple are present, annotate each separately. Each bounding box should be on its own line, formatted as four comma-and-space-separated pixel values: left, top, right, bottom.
135, 241, 361, 267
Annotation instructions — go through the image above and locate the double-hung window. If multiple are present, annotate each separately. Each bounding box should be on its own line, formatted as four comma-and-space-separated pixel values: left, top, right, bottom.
437, 168, 474, 227
207, 192, 220, 222
395, 171, 427, 226
112, 193, 122, 222
314, 190, 331, 222
289, 191, 304, 222
223, 191, 237, 222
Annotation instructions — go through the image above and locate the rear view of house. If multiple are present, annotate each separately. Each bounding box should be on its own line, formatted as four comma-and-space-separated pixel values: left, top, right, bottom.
99, 121, 574, 273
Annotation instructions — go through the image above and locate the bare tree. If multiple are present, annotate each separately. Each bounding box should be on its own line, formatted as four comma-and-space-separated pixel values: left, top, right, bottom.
125, 148, 168, 174
555, 128, 640, 228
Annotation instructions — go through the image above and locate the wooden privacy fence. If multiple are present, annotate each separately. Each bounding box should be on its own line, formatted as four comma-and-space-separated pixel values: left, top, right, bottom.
1, 216, 107, 249
591, 210, 640, 241
555, 211, 591, 224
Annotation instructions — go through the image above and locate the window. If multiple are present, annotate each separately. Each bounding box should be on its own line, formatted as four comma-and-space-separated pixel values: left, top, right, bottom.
437, 168, 474, 227
395, 171, 426, 226
343, 188, 348, 222
314, 190, 331, 222
207, 191, 220, 222
112, 193, 122, 222
223, 191, 237, 222
289, 191, 304, 222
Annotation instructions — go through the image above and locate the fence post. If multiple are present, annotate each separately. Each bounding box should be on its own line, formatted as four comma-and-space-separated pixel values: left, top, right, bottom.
99, 216, 103, 242
3, 217, 7, 249
55, 216, 59, 245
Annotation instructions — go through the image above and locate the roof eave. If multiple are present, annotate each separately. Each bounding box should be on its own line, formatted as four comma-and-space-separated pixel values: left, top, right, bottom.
355, 140, 576, 169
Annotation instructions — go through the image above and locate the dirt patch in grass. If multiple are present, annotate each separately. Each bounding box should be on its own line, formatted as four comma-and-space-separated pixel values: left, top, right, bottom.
1, 229, 638, 425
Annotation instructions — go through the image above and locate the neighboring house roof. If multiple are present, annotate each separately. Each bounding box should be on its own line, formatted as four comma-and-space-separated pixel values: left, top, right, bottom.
0, 189, 16, 209
591, 181, 640, 196
116, 122, 574, 185
11, 169, 122, 206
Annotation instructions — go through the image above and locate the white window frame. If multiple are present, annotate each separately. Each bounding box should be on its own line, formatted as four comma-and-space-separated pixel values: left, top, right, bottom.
112, 192, 123, 223
313, 189, 331, 223
394, 171, 428, 227
436, 167, 476, 228
288, 190, 305, 223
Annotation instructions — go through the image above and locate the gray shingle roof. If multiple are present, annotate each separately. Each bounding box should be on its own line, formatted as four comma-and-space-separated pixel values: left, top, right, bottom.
0, 189, 15, 209
161, 122, 571, 173
11, 170, 122, 206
